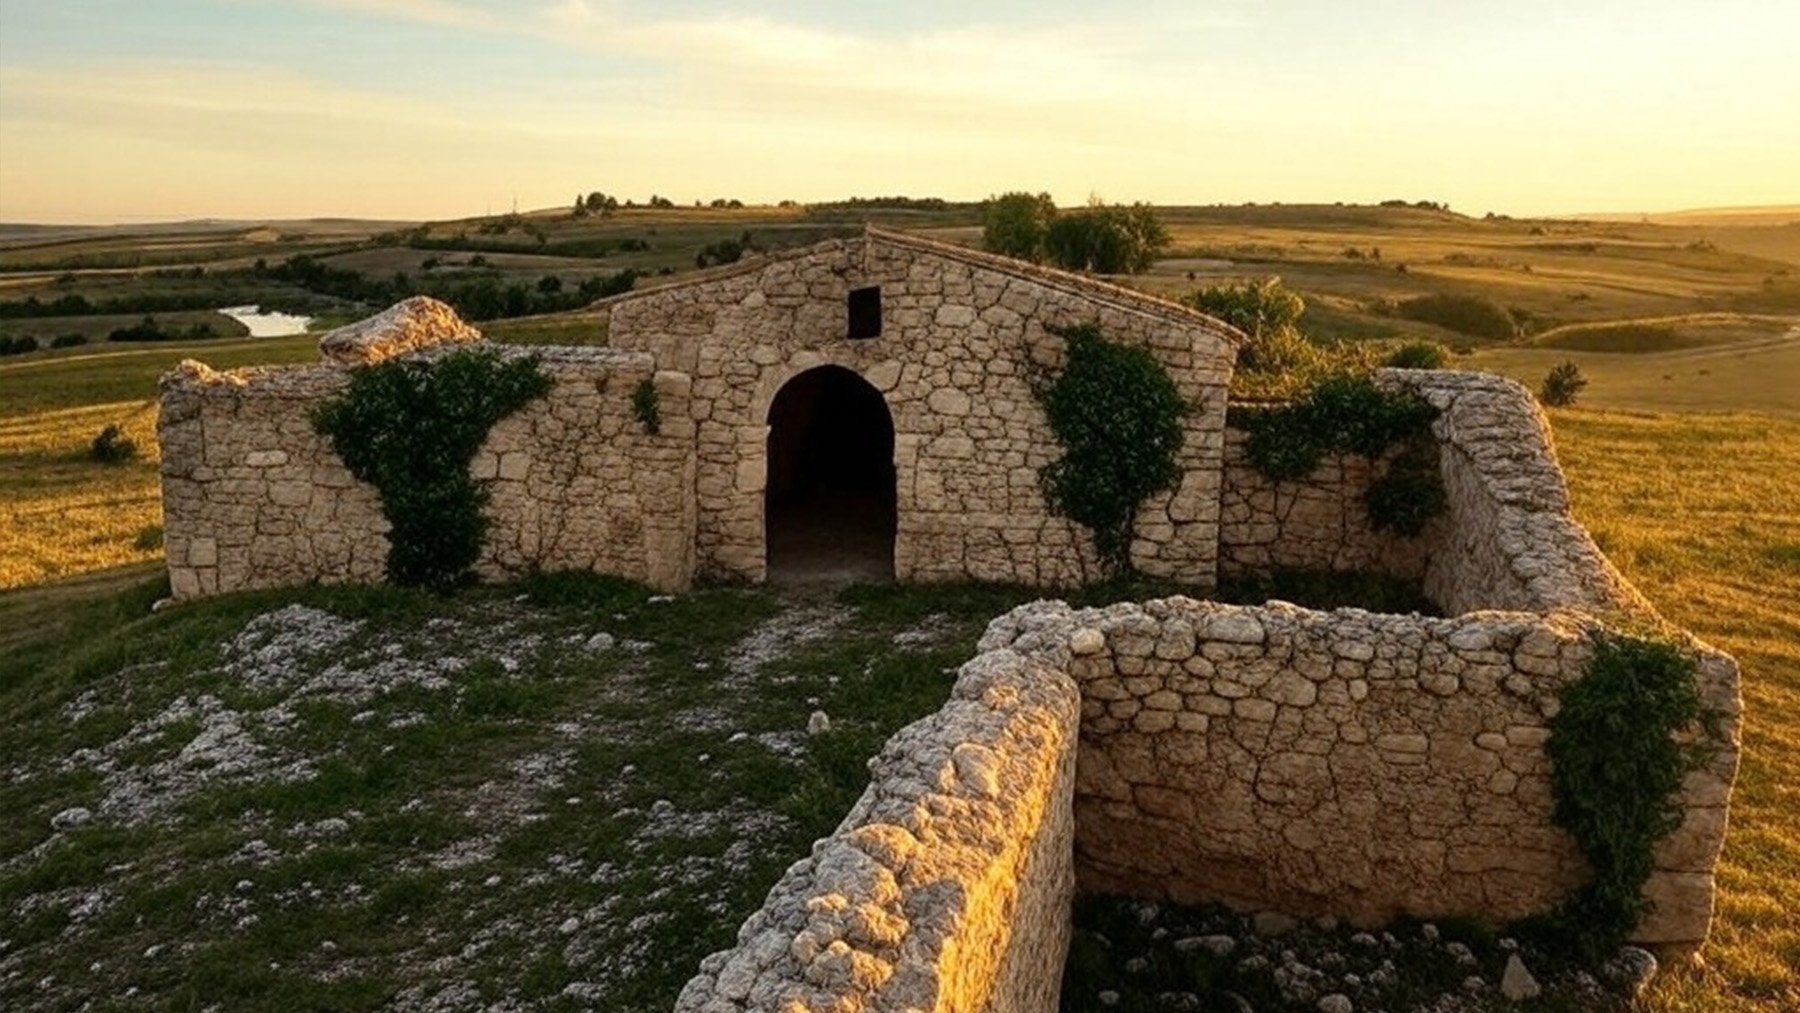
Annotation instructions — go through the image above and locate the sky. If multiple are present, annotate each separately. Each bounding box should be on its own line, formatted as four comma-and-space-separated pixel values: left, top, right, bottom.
1, 0, 1797, 224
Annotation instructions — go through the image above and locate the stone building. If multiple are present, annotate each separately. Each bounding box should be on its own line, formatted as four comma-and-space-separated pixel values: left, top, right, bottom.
158, 228, 1243, 598
156, 233, 1741, 1011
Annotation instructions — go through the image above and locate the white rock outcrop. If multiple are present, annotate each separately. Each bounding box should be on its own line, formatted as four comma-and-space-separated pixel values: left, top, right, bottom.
317, 295, 484, 365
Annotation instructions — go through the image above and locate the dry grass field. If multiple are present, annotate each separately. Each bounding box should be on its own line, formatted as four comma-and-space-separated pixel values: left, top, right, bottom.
1, 206, 1796, 1009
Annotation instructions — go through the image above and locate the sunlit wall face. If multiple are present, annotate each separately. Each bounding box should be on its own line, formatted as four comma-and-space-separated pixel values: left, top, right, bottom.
1, 0, 1796, 222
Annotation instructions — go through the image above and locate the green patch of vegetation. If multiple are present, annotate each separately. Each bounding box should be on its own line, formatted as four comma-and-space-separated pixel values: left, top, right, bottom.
88, 423, 138, 464
632, 378, 662, 435
1234, 372, 1436, 479
1384, 339, 1452, 369
1540, 361, 1588, 407
1537, 631, 1717, 958
1391, 292, 1518, 341
312, 347, 552, 588
1036, 322, 1188, 573
1234, 373, 1446, 536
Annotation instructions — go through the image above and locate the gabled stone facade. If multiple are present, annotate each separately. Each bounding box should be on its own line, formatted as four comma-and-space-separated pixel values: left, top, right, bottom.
159, 230, 1244, 598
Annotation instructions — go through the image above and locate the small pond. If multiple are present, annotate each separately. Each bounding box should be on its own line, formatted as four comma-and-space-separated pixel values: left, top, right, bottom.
218, 305, 313, 338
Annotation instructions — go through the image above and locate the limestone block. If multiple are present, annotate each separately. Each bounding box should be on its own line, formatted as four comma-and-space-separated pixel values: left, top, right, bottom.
318, 296, 483, 365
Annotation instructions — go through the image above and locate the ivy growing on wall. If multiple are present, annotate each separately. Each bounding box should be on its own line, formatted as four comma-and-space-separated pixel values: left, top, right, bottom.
1540, 631, 1716, 956
313, 347, 552, 589
1235, 372, 1446, 535
631, 378, 662, 435
1036, 322, 1188, 574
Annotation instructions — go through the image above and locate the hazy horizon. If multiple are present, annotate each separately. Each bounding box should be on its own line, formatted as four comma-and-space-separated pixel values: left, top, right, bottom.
3, 0, 1797, 225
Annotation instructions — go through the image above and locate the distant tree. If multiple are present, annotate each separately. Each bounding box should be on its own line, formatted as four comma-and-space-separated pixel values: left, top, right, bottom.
1540, 362, 1588, 407
981, 192, 1056, 262
573, 194, 588, 218
648, 195, 675, 209
1044, 201, 1169, 274
584, 192, 619, 214
537, 275, 563, 295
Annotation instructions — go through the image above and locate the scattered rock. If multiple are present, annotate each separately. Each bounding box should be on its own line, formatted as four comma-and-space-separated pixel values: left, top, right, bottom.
1098, 991, 1120, 1007
1253, 911, 1299, 936
1173, 934, 1237, 958
558, 917, 580, 935
50, 807, 92, 830
1606, 945, 1659, 998
1500, 953, 1542, 1001
584, 632, 616, 652
1317, 994, 1353, 1013
807, 710, 831, 735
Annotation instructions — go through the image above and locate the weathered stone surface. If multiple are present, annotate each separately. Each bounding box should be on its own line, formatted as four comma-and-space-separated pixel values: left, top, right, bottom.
317, 295, 483, 365
1500, 953, 1541, 1000
673, 650, 1080, 1012
162, 230, 1241, 599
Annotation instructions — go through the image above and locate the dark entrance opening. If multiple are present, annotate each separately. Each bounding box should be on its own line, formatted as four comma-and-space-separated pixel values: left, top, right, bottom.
765, 365, 896, 583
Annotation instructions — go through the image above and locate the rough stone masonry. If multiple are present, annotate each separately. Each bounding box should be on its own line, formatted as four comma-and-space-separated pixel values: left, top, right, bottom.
154, 236, 1740, 1012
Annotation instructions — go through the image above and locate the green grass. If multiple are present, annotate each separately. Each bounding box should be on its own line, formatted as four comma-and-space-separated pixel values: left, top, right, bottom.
1532, 316, 1793, 353
1467, 334, 1800, 416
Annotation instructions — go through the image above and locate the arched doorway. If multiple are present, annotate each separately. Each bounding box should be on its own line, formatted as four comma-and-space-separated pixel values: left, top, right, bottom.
764, 365, 897, 582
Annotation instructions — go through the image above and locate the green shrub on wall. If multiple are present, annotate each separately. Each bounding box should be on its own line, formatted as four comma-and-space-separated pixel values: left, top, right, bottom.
1036, 322, 1188, 574
1542, 631, 1716, 955
1236, 372, 1446, 534
313, 347, 552, 589
631, 379, 662, 435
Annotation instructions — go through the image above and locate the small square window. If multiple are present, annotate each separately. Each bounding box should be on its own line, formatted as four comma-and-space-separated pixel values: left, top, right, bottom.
847, 286, 882, 340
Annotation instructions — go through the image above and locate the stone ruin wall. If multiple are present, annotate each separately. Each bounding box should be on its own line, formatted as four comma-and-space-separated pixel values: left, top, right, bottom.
1220, 369, 1658, 619
606, 231, 1237, 588
159, 346, 699, 598
682, 368, 1741, 1010
675, 649, 1080, 1013
980, 598, 1739, 947
1218, 426, 1430, 580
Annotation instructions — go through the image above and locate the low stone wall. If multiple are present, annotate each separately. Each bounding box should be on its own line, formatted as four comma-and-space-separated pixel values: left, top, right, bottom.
978, 598, 1740, 946
1398, 370, 1655, 618
1218, 428, 1429, 580
1218, 371, 1657, 621
158, 346, 697, 598
674, 649, 1080, 1013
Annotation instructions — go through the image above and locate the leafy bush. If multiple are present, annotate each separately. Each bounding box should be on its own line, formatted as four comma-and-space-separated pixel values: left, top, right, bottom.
51, 333, 89, 349
1383, 340, 1451, 369
312, 347, 552, 588
1364, 446, 1448, 535
1392, 293, 1517, 341
1044, 203, 1169, 274
1540, 361, 1588, 406
1542, 632, 1714, 955
631, 379, 662, 435
1036, 322, 1188, 573
1189, 277, 1305, 344
1189, 277, 1344, 394
1240, 373, 1438, 480
981, 191, 1057, 261
1237, 373, 1446, 534
0, 335, 37, 356
90, 424, 138, 464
